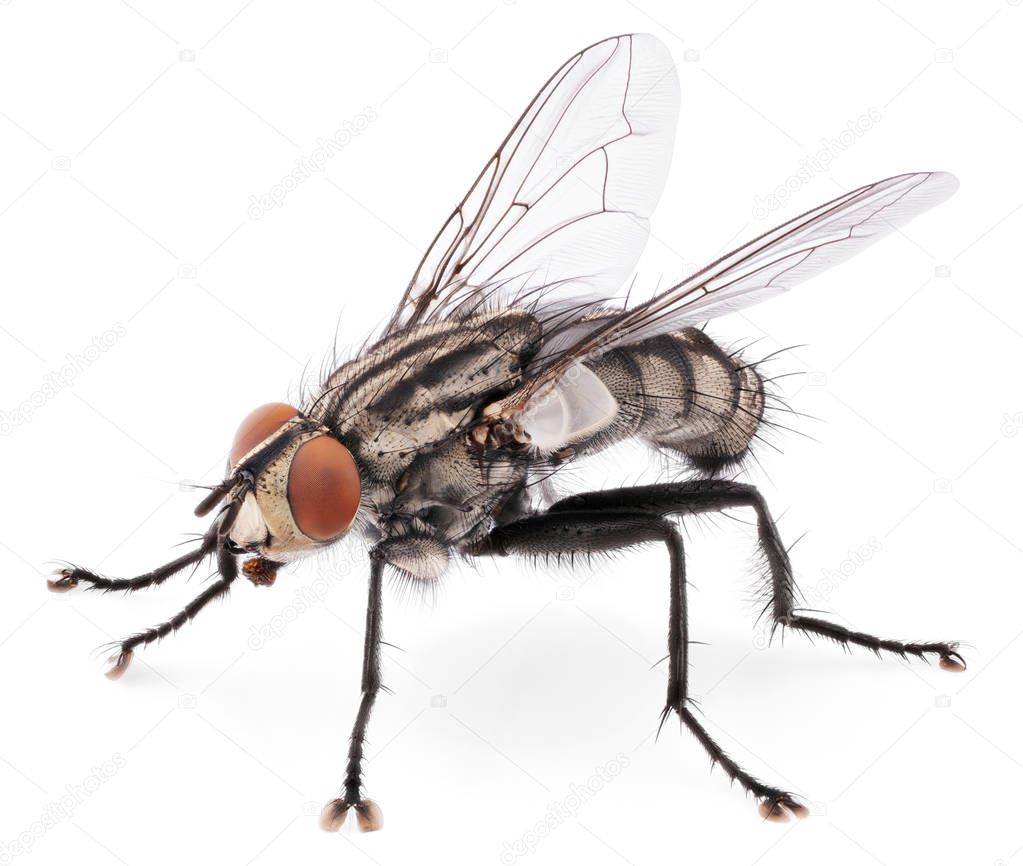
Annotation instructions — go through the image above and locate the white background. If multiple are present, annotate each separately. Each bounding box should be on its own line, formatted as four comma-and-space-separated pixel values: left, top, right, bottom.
1, 2, 1021, 864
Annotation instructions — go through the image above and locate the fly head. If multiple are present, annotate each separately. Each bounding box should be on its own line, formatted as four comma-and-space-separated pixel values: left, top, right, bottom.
201, 403, 362, 566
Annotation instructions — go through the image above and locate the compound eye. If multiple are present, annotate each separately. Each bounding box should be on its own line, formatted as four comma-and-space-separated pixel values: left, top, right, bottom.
287, 436, 361, 541
231, 403, 299, 466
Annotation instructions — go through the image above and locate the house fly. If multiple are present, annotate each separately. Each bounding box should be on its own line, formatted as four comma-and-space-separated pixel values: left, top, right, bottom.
50, 33, 964, 829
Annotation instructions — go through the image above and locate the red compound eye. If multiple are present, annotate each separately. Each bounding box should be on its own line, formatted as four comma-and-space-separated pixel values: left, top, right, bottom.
287, 435, 361, 541
230, 403, 299, 466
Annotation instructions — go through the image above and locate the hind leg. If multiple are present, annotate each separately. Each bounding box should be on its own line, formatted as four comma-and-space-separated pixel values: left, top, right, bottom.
550, 481, 966, 671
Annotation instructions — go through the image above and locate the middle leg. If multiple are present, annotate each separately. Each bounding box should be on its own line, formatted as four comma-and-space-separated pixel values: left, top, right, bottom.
475, 508, 808, 820
320, 550, 386, 834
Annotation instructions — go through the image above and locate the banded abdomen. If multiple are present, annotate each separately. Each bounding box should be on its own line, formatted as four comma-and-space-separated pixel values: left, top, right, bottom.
584, 327, 765, 473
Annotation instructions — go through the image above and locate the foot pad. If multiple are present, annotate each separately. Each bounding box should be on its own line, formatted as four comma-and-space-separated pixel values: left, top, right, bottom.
47, 569, 80, 593
104, 649, 133, 680
319, 798, 383, 833
758, 795, 809, 822
939, 651, 966, 672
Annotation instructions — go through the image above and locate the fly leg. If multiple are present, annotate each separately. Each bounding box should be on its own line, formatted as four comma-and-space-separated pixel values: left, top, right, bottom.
97, 494, 247, 679
100, 543, 238, 679
48, 524, 219, 594
474, 509, 807, 821
551, 481, 966, 671
320, 550, 385, 834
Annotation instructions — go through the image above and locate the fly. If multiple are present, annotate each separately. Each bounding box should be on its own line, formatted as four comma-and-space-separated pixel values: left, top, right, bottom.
51, 33, 965, 830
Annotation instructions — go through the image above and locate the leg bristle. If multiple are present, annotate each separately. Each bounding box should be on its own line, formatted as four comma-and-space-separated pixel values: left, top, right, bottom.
759, 799, 789, 822
786, 800, 810, 819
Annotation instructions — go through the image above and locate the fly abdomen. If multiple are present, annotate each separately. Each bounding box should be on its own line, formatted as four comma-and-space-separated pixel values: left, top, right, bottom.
585, 327, 765, 473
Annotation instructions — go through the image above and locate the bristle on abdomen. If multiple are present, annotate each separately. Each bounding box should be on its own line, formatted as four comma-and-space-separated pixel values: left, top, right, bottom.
583, 328, 766, 474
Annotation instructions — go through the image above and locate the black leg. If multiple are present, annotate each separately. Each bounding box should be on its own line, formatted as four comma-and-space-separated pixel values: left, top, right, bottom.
474, 508, 808, 821
550, 481, 965, 671
49, 524, 219, 594
320, 550, 386, 834
101, 542, 239, 680
99, 495, 247, 679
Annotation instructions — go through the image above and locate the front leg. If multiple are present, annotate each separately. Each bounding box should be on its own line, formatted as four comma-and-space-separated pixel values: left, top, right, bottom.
320, 550, 385, 833
319, 532, 449, 834
88, 498, 245, 679
49, 522, 219, 594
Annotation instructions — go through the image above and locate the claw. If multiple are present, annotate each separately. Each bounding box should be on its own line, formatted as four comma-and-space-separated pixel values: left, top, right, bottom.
319, 798, 383, 833
47, 569, 79, 593
103, 649, 133, 680
758, 795, 809, 822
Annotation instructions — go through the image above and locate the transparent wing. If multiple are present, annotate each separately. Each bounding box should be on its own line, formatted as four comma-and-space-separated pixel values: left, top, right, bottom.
632, 171, 960, 332
495, 171, 959, 411
384, 33, 680, 334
